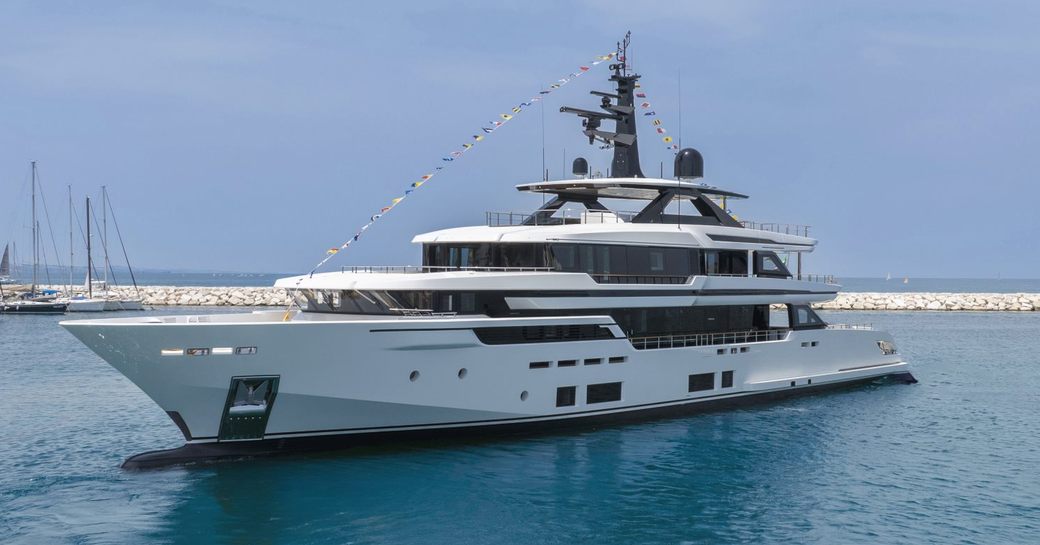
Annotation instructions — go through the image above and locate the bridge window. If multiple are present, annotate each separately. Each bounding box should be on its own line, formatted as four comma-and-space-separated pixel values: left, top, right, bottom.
754, 251, 792, 278
788, 304, 827, 330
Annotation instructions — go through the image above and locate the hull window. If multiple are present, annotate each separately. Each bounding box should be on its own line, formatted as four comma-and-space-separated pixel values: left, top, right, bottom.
721, 370, 734, 388
474, 324, 614, 345
587, 382, 622, 404
688, 373, 715, 392
556, 386, 577, 407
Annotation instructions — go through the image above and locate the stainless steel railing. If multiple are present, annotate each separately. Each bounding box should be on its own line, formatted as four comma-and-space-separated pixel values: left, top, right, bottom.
826, 323, 874, 331
486, 210, 639, 226
339, 265, 554, 274
740, 221, 811, 237
629, 328, 791, 350
799, 273, 839, 284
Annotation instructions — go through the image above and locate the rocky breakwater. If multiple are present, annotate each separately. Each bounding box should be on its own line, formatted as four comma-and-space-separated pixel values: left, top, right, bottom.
817, 292, 1040, 312
105, 286, 292, 307
40, 286, 1040, 310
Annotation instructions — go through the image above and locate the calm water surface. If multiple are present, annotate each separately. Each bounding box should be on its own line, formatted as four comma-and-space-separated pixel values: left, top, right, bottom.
1, 309, 1038, 544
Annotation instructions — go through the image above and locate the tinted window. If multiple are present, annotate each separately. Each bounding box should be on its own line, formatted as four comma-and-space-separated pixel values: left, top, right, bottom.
688, 373, 715, 392
788, 304, 827, 329
754, 251, 792, 278
556, 386, 577, 407
626, 246, 651, 275
587, 382, 622, 404
648, 249, 666, 273
551, 244, 579, 272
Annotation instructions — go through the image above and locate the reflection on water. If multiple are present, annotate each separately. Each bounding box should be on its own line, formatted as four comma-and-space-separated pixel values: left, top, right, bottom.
2, 310, 1039, 544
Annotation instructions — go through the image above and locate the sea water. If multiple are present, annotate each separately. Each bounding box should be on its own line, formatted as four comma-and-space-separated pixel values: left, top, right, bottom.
1, 309, 1038, 544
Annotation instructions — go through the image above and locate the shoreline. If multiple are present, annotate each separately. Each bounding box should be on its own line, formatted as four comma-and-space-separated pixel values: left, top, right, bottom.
15, 285, 1037, 311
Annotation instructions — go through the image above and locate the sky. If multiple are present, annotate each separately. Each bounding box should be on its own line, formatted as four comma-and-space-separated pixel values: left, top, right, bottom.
1, 0, 1038, 278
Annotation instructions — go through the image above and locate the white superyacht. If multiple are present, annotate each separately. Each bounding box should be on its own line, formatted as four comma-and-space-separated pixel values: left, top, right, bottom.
62, 44, 914, 467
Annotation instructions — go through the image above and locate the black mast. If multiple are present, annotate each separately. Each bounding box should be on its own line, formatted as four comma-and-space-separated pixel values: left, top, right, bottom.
560, 31, 644, 178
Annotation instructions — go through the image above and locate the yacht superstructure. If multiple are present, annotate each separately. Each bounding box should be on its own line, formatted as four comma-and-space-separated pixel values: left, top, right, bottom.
61, 39, 913, 467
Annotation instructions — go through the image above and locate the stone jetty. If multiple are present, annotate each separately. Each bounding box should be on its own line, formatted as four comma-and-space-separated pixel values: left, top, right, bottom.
29, 286, 1037, 311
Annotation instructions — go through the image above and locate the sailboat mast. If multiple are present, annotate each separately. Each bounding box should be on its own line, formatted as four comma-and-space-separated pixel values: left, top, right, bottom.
68, 185, 74, 295
86, 196, 93, 299
102, 185, 109, 289
31, 161, 37, 296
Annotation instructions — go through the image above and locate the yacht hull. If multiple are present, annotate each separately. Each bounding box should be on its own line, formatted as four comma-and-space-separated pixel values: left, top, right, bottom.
62, 311, 914, 468
123, 371, 914, 469
3, 301, 68, 314
66, 299, 108, 312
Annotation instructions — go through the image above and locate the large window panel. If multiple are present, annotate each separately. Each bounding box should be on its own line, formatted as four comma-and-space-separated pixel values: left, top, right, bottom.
551, 244, 579, 272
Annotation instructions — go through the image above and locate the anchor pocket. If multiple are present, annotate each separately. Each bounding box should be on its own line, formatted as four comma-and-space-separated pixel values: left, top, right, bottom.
218, 376, 279, 441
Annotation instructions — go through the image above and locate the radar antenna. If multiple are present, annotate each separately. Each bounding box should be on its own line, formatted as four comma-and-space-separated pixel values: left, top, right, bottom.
560, 31, 644, 178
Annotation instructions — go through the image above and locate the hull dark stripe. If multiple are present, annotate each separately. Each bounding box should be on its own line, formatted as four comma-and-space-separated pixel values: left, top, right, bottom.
123, 371, 916, 470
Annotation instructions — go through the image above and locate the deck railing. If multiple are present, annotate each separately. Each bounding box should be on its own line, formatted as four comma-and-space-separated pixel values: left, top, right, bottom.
339, 265, 553, 274
800, 273, 839, 285
826, 323, 874, 331
486, 210, 639, 226
740, 221, 811, 238
332, 266, 838, 286
630, 328, 791, 350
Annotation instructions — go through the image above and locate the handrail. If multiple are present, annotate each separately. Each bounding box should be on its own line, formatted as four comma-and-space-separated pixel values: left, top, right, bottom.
798, 273, 839, 284
826, 323, 874, 331
630, 328, 791, 350
486, 210, 639, 226
740, 221, 811, 238
339, 265, 554, 274
387, 308, 459, 317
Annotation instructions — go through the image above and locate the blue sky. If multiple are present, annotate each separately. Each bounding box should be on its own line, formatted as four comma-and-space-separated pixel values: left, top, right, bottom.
1, 1, 1037, 278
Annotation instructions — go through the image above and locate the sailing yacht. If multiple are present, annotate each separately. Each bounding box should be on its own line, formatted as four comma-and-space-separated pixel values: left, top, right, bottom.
62, 39, 913, 467
2, 162, 67, 315
63, 195, 107, 312
96, 187, 144, 311
0, 244, 12, 285
60, 189, 144, 312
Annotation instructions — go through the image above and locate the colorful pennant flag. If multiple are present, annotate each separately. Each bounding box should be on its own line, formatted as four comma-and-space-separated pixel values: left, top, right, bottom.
300, 47, 618, 279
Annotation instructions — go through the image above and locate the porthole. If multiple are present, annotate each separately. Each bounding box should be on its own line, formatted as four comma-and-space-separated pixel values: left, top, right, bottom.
409, 370, 420, 382
458, 368, 468, 379
520, 390, 529, 401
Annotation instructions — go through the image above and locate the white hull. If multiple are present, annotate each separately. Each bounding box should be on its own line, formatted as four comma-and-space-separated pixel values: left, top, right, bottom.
65, 298, 108, 312
63, 311, 910, 454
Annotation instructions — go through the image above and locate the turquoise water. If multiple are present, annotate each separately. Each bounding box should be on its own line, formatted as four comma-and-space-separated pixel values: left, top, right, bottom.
1, 309, 1038, 544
